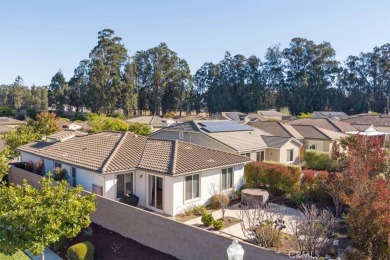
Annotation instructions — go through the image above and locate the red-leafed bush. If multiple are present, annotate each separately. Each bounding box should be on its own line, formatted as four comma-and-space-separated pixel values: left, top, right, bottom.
244, 162, 301, 195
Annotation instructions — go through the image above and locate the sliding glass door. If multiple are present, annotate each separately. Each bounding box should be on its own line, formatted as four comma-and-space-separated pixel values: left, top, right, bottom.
148, 175, 163, 210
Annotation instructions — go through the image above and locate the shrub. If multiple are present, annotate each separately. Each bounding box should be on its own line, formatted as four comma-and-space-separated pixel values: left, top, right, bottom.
49, 167, 69, 182
301, 170, 332, 203
50, 235, 69, 252
305, 150, 336, 171
184, 205, 207, 216
74, 112, 87, 121
213, 220, 224, 230
15, 114, 26, 121
67, 242, 94, 260
34, 160, 45, 175
244, 162, 301, 195
290, 192, 308, 206
210, 195, 220, 209
201, 213, 215, 227
82, 226, 93, 237
165, 111, 175, 118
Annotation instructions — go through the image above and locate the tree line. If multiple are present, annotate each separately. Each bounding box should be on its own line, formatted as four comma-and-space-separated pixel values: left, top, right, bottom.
3, 29, 390, 116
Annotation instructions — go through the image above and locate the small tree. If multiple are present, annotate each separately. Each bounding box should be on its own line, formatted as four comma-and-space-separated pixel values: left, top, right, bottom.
128, 122, 153, 136
3, 125, 42, 158
320, 172, 344, 218
0, 177, 96, 258
31, 111, 60, 136
0, 152, 8, 180
239, 203, 286, 248
288, 204, 335, 255
213, 193, 230, 220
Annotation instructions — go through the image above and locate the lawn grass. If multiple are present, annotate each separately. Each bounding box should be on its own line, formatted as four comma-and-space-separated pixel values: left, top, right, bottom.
0, 250, 30, 260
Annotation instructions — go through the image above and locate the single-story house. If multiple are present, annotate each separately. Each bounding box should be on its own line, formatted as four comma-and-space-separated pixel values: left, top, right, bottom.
18, 131, 250, 216
0, 117, 26, 151
290, 125, 347, 154
126, 116, 176, 131
313, 111, 349, 120
286, 118, 356, 133
150, 120, 302, 165
343, 114, 390, 145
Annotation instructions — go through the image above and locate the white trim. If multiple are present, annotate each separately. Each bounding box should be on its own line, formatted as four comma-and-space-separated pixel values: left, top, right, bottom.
183, 173, 201, 203
146, 173, 164, 213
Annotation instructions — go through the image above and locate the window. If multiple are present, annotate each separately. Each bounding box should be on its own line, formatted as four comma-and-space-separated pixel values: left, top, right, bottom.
221, 167, 233, 190
287, 149, 294, 162
185, 174, 200, 201
241, 153, 251, 158
117, 173, 133, 198
256, 151, 265, 162
70, 167, 77, 187
179, 131, 184, 139
308, 141, 323, 151
54, 162, 61, 168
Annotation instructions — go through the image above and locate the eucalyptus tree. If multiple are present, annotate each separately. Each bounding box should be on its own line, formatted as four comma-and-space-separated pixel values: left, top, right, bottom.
133, 43, 191, 116
282, 38, 339, 114
121, 61, 138, 117
87, 29, 128, 113
48, 71, 69, 111
69, 59, 90, 112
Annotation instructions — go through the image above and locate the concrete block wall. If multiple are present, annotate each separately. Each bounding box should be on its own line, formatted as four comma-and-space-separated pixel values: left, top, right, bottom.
9, 166, 289, 260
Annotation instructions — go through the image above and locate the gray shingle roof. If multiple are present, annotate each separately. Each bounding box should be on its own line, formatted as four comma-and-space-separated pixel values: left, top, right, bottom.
292, 125, 347, 140
18, 132, 250, 175
287, 118, 356, 132
249, 122, 304, 140
261, 135, 293, 148
344, 115, 390, 127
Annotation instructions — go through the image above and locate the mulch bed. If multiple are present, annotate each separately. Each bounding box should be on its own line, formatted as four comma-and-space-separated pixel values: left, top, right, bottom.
217, 216, 240, 229
57, 223, 177, 260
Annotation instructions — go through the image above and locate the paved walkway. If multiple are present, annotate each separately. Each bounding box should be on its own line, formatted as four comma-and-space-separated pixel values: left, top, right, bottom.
185, 203, 302, 240
25, 248, 62, 260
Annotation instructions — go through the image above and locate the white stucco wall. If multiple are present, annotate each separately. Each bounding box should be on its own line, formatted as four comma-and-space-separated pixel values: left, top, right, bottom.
279, 141, 301, 165
168, 164, 245, 216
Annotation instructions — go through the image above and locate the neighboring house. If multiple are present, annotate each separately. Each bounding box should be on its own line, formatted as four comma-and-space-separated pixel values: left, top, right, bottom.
0, 117, 26, 151
286, 118, 356, 133
221, 112, 247, 123
150, 120, 302, 165
343, 114, 390, 145
18, 131, 250, 216
291, 125, 347, 154
255, 110, 290, 121
56, 118, 86, 131
248, 121, 305, 159
126, 116, 176, 131
313, 111, 349, 120
46, 130, 88, 142
0, 117, 26, 128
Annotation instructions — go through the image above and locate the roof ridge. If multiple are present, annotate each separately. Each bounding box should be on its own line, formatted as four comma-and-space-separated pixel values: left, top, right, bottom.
326, 118, 342, 132
278, 122, 295, 137
170, 140, 178, 175
101, 132, 128, 173
314, 126, 332, 140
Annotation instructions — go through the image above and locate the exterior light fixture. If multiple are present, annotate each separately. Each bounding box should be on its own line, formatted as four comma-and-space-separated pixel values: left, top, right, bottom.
227, 239, 244, 260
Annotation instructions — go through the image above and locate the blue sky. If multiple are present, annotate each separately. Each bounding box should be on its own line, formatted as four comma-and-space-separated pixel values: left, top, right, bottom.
1, 0, 390, 86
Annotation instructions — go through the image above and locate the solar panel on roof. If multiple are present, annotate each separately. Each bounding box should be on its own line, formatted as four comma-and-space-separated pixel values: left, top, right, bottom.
199, 121, 253, 132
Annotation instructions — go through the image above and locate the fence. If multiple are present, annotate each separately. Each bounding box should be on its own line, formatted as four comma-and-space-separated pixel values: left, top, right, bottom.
9, 166, 289, 260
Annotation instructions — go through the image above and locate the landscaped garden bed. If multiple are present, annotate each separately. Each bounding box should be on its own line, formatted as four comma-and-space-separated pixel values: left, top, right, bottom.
56, 223, 177, 260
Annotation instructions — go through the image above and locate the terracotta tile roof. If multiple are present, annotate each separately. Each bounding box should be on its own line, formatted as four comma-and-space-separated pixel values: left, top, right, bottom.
46, 130, 87, 142
287, 118, 356, 132
0, 117, 26, 125
18, 132, 250, 175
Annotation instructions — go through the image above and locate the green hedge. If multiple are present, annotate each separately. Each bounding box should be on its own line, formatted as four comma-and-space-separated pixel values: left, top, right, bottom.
305, 150, 336, 171
244, 162, 301, 195
67, 242, 94, 260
